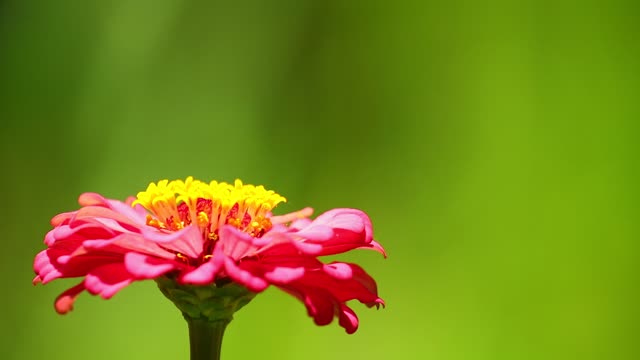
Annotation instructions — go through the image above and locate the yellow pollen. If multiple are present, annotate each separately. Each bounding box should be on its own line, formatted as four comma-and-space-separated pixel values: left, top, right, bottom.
196, 211, 209, 226
146, 215, 166, 230
227, 217, 242, 228
133, 177, 286, 244
176, 253, 189, 264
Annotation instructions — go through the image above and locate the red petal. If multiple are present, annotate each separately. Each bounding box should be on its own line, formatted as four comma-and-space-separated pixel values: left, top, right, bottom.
54, 282, 86, 314
84, 263, 133, 299
124, 252, 177, 279
338, 304, 359, 334
139, 225, 203, 259
181, 245, 224, 284
264, 266, 305, 284
223, 257, 268, 292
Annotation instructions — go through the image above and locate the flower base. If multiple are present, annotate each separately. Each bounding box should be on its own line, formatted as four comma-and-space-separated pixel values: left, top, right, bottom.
156, 276, 257, 360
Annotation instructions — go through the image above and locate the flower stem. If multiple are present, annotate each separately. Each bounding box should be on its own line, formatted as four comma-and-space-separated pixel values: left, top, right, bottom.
186, 317, 230, 360
156, 276, 257, 360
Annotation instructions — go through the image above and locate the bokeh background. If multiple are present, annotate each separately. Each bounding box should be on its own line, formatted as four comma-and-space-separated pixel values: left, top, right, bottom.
1, 1, 638, 359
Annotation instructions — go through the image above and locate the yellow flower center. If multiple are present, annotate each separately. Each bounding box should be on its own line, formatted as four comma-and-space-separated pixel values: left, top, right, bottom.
132, 177, 286, 245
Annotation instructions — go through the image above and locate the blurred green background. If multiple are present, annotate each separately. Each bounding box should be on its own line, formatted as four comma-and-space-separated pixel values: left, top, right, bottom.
1, 1, 638, 359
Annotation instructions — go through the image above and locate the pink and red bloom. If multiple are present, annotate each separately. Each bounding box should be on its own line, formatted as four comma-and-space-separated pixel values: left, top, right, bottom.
33, 178, 385, 333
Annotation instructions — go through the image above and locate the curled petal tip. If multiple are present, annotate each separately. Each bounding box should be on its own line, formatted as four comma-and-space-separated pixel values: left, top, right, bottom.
54, 283, 85, 314
55, 297, 75, 314
365, 298, 385, 309
362, 240, 387, 258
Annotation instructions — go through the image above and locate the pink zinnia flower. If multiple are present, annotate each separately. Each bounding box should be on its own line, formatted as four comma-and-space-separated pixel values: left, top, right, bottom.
34, 177, 385, 333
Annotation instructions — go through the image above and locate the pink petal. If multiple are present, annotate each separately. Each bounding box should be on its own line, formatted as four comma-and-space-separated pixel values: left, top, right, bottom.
54, 282, 86, 314
74, 206, 142, 230
223, 257, 268, 292
84, 233, 175, 259
289, 208, 378, 257
264, 266, 305, 284
181, 245, 224, 284
255, 232, 323, 257
219, 225, 256, 260
359, 239, 387, 257
140, 225, 203, 259
105, 199, 148, 224
34, 246, 122, 284
84, 263, 134, 299
78, 192, 107, 207
290, 262, 382, 306
50, 211, 75, 227
45, 223, 114, 246
323, 263, 353, 280
77, 193, 147, 223
181, 261, 217, 284
289, 217, 312, 231
311, 208, 370, 238
124, 252, 177, 279
36, 255, 63, 283
295, 225, 334, 241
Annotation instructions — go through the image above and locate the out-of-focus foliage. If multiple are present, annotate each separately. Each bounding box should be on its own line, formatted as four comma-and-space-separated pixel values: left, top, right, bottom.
1, 1, 638, 359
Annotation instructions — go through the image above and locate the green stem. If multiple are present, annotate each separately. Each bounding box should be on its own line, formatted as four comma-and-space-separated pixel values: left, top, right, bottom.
186, 317, 230, 360
156, 276, 257, 360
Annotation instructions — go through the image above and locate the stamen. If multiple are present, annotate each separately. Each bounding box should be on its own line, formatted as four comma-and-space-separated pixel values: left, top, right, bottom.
197, 212, 209, 226
146, 215, 166, 230
176, 253, 190, 264
134, 177, 287, 265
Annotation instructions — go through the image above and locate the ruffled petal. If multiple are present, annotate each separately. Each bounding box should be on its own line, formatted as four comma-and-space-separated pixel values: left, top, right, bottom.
83, 233, 175, 259
74, 206, 142, 231
223, 257, 268, 292
181, 244, 224, 284
280, 285, 338, 327
139, 225, 203, 259
50, 211, 76, 227
34, 250, 63, 284
320, 262, 383, 305
264, 266, 305, 284
84, 263, 134, 299
323, 262, 353, 280
309, 208, 370, 240
255, 232, 323, 257
45, 223, 115, 246
218, 225, 272, 259
295, 225, 334, 241
78, 193, 147, 224
290, 208, 385, 257
124, 252, 177, 279
218, 225, 258, 260
34, 245, 123, 284
273, 261, 383, 332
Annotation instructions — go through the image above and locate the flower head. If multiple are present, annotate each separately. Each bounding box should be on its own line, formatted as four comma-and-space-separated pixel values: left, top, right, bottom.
34, 177, 385, 333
